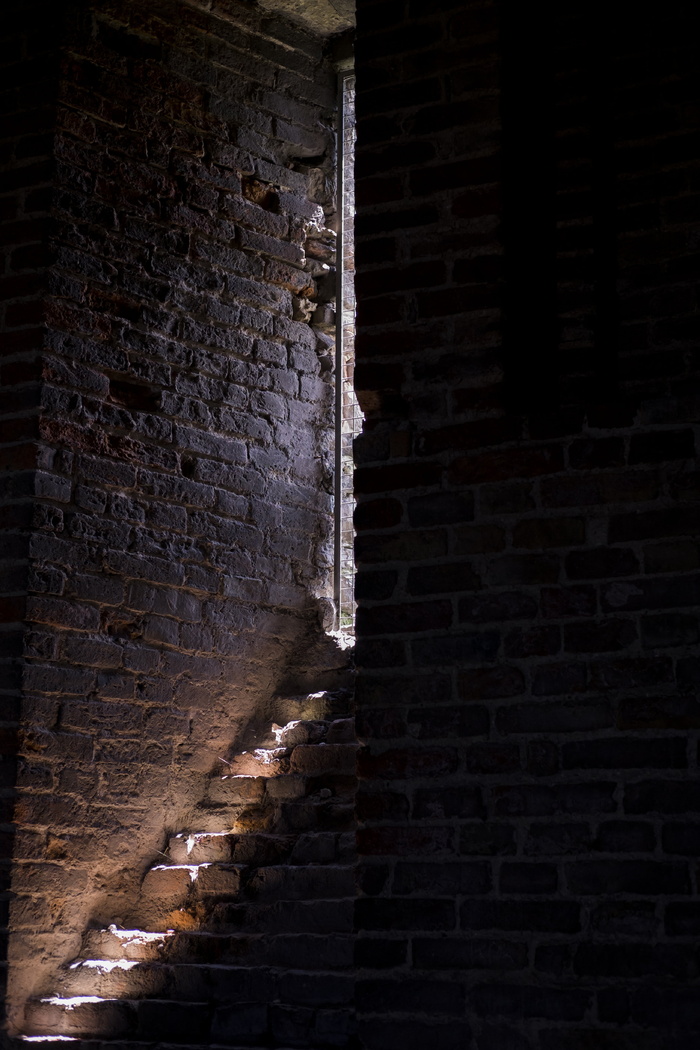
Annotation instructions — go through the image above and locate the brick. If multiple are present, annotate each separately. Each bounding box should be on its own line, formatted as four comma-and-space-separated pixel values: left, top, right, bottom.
496, 783, 617, 817
455, 520, 510, 554
392, 862, 490, 897
562, 737, 687, 770
641, 612, 699, 647
597, 988, 631, 1023
568, 436, 625, 469
488, 554, 560, 585
609, 507, 700, 542
563, 618, 636, 653
566, 860, 690, 895
644, 540, 700, 574
513, 517, 585, 549
451, 445, 564, 484
407, 491, 474, 526
412, 938, 527, 972
666, 903, 700, 936
419, 417, 519, 456
624, 780, 700, 814
662, 823, 700, 855
358, 1019, 472, 1050
354, 498, 403, 530
472, 983, 590, 1021
618, 694, 700, 730
359, 747, 458, 780
504, 625, 560, 657
356, 528, 448, 565
532, 662, 587, 695
357, 977, 465, 1015
355, 671, 451, 709
629, 428, 695, 463
356, 790, 410, 823
479, 482, 535, 516
414, 786, 485, 820
590, 655, 673, 690
577, 942, 696, 981
355, 462, 442, 494
566, 547, 639, 579
458, 667, 525, 700
412, 630, 499, 666
499, 863, 558, 894
354, 939, 407, 970
461, 901, 581, 934
632, 987, 700, 1029
596, 821, 656, 853
407, 704, 489, 739
541, 472, 660, 508
498, 702, 612, 735
459, 591, 537, 624
356, 898, 455, 932
407, 562, 481, 595
525, 824, 592, 857
466, 743, 519, 774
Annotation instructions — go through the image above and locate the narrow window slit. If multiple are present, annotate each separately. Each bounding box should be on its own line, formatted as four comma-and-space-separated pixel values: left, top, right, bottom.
334, 65, 359, 636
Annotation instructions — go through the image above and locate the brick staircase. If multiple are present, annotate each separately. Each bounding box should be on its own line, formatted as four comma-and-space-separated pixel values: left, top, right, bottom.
17, 694, 357, 1049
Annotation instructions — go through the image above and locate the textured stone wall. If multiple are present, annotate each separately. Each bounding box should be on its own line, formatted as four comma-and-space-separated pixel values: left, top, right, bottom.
2, 0, 351, 1035
354, 3, 700, 1048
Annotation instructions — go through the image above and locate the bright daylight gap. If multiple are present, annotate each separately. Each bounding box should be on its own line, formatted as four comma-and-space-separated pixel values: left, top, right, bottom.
334, 65, 359, 635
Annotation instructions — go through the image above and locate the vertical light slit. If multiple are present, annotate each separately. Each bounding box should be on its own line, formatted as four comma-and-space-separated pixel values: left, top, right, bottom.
334, 66, 359, 635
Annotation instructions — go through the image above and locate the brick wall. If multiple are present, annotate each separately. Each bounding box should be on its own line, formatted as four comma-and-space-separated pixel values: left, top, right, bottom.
4, 0, 700, 1045
354, 2, 700, 1048
2, 0, 352, 1035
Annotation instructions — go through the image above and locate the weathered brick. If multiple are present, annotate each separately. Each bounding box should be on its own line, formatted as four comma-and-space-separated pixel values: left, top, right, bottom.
412, 938, 527, 972
562, 737, 687, 770
498, 701, 612, 735
513, 517, 585, 549
356, 898, 455, 932
563, 618, 637, 653
472, 983, 590, 1021
412, 631, 500, 666
624, 780, 700, 814
461, 900, 581, 934
566, 860, 690, 895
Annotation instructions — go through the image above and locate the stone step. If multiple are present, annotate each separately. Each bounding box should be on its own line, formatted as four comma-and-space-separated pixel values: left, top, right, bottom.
24, 995, 353, 1046
227, 748, 291, 778
126, 864, 245, 931
131, 854, 353, 923
17, 1042, 316, 1050
16, 1043, 300, 1050
24, 997, 211, 1044
55, 961, 166, 1000
55, 961, 276, 1003
81, 927, 176, 963
24, 998, 135, 1040
126, 873, 354, 935
167, 826, 355, 866
144, 856, 353, 895
167, 832, 297, 866
58, 955, 352, 1005
140, 863, 242, 903
82, 928, 353, 969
